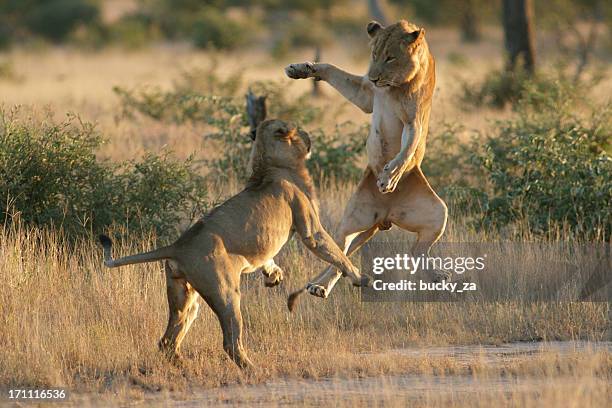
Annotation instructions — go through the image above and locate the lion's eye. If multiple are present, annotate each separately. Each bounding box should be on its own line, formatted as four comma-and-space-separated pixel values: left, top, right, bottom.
385, 57, 396, 63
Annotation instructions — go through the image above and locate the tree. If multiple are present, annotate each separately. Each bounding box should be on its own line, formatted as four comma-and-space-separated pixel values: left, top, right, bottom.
502, 0, 536, 74
460, 0, 481, 42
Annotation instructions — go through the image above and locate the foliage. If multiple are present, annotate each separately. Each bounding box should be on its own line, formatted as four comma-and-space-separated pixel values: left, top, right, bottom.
271, 17, 332, 58
26, 0, 99, 42
421, 124, 489, 216
0, 109, 208, 239
474, 99, 611, 239
390, 0, 497, 26
107, 13, 159, 49
191, 7, 247, 50
461, 69, 554, 109
0, 20, 10, 49
431, 78, 611, 239
133, 1, 256, 50
458, 67, 602, 110
307, 123, 367, 183
0, 0, 100, 44
114, 67, 369, 184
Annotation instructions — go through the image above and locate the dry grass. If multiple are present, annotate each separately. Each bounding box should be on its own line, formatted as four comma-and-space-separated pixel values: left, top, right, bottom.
1, 27, 611, 406
0, 205, 609, 395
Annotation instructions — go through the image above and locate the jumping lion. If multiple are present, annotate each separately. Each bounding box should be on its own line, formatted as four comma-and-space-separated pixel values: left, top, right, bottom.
99, 119, 369, 369
285, 20, 448, 307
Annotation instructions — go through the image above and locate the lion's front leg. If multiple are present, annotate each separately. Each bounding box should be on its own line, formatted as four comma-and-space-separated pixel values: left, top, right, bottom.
285, 62, 373, 113
377, 122, 419, 194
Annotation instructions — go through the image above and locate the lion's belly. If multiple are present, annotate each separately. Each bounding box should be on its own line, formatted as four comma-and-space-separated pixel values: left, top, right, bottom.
208, 194, 294, 270
367, 98, 404, 173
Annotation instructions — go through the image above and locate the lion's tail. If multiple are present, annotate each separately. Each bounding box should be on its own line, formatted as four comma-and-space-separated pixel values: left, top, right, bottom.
287, 287, 307, 312
99, 234, 176, 268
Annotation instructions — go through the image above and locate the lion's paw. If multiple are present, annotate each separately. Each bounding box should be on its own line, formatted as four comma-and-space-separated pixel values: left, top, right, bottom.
285, 62, 316, 80
377, 159, 405, 194
263, 266, 284, 287
306, 283, 328, 298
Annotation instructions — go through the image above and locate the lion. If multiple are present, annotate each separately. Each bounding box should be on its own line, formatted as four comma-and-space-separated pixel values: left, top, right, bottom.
285, 20, 448, 308
98, 119, 369, 369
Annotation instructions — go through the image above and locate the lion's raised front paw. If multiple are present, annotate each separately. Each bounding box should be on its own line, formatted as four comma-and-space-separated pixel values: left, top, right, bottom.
263, 266, 284, 287
377, 159, 405, 194
285, 62, 316, 79
306, 283, 328, 298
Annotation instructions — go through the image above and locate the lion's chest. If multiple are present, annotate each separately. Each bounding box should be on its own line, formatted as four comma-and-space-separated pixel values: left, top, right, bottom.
367, 93, 405, 171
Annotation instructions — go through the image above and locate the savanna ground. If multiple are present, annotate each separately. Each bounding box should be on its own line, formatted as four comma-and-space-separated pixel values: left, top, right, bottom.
1, 3, 611, 406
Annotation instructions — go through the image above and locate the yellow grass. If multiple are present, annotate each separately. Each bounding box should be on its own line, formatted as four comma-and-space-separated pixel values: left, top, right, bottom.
0, 219, 610, 404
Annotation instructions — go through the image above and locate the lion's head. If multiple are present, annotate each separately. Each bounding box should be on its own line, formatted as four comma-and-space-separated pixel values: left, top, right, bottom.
248, 119, 311, 174
366, 20, 427, 88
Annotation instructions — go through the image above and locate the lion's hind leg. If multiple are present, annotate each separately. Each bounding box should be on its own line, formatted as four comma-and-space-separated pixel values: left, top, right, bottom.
159, 261, 200, 362
189, 253, 254, 370
388, 168, 449, 282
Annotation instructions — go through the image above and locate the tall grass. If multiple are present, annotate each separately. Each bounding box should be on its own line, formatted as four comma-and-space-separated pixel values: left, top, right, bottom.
0, 182, 608, 392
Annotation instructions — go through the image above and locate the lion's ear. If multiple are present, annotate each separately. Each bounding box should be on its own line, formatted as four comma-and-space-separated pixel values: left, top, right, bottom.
403, 28, 425, 45
367, 21, 383, 38
275, 125, 296, 140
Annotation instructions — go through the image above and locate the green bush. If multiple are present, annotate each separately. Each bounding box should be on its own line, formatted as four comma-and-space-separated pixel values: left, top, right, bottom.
0, 18, 11, 49
307, 123, 367, 183
0, 109, 208, 239
113, 64, 243, 123
114, 83, 248, 181
108, 13, 158, 49
191, 7, 246, 50
114, 73, 323, 181
271, 17, 332, 59
474, 101, 611, 239
25, 0, 99, 42
113, 68, 368, 185
427, 78, 611, 239
459, 69, 597, 110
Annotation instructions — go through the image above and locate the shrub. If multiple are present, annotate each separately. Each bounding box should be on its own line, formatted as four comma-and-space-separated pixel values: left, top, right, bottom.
0, 109, 208, 239
25, 0, 99, 42
271, 17, 332, 59
190, 7, 247, 50
248, 81, 321, 126
308, 123, 367, 183
458, 69, 592, 110
0, 18, 11, 49
427, 78, 611, 239
421, 124, 488, 216
474, 101, 611, 239
108, 13, 158, 49
113, 69, 368, 185
113, 64, 244, 123
114, 73, 324, 180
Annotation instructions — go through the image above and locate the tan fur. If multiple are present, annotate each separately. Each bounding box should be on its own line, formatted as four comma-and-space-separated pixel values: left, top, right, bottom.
99, 119, 367, 369
285, 20, 448, 302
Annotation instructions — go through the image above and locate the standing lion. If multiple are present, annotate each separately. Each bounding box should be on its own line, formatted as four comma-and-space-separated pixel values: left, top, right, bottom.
285, 20, 448, 304
99, 120, 368, 368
